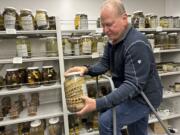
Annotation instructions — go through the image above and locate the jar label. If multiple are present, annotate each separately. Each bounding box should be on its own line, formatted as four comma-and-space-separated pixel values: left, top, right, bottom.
4, 15, 16, 29
74, 43, 80, 55
36, 13, 47, 27
21, 16, 34, 30
16, 44, 28, 57
97, 42, 105, 55
82, 41, 91, 54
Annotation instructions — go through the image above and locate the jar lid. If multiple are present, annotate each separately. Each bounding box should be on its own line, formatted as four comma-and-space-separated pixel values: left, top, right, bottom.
20, 9, 32, 13
27, 67, 39, 70
36, 9, 47, 13
6, 68, 18, 71
5, 7, 16, 11
42, 65, 53, 68
159, 32, 167, 35
65, 72, 81, 76
30, 120, 41, 127
49, 117, 59, 124
168, 33, 177, 36
16, 36, 28, 39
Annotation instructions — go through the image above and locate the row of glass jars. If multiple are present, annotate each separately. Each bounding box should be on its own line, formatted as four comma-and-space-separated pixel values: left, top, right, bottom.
0, 7, 56, 31
145, 32, 180, 49
15, 36, 58, 58
63, 34, 108, 56
130, 11, 180, 28
0, 66, 57, 90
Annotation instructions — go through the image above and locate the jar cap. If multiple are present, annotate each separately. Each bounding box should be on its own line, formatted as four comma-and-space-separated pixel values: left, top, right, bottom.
16, 36, 28, 39
49, 117, 59, 124
42, 65, 53, 68
5, 7, 16, 11
36, 9, 47, 12
20, 9, 32, 12
65, 72, 81, 76
30, 120, 41, 127
6, 68, 18, 71
27, 67, 39, 70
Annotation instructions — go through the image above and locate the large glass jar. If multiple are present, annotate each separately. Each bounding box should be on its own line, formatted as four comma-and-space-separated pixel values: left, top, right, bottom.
132, 11, 145, 28
30, 120, 44, 135
71, 37, 80, 56
46, 37, 58, 57
48, 16, 56, 30
9, 103, 20, 119
16, 36, 31, 58
42, 66, 57, 85
95, 34, 105, 55
48, 117, 61, 135
168, 33, 177, 49
150, 15, 158, 28
173, 17, 180, 28
3, 7, 17, 29
64, 72, 87, 112
168, 16, 174, 28
80, 14, 88, 30
18, 67, 27, 85
160, 16, 169, 28
0, 12, 4, 30
81, 35, 92, 55
5, 68, 21, 90
20, 9, 35, 31
63, 37, 72, 56
156, 32, 168, 49
27, 67, 41, 88
35, 9, 48, 30
146, 34, 155, 49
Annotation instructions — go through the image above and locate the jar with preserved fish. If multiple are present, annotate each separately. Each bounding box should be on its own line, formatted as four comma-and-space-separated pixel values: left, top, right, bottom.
35, 9, 48, 30
42, 66, 57, 85
20, 9, 35, 30
64, 72, 87, 112
16, 36, 31, 58
48, 16, 56, 30
48, 117, 61, 135
27, 67, 41, 87
71, 37, 80, 56
150, 15, 158, 28
30, 120, 44, 135
132, 11, 145, 28
81, 35, 92, 55
63, 36, 72, 56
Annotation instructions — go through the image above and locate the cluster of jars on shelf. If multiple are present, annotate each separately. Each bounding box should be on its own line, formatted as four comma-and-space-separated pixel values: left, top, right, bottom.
15, 36, 58, 58
74, 14, 88, 30
0, 93, 39, 120
157, 62, 180, 74
145, 32, 180, 49
62, 34, 108, 56
0, 7, 56, 31
130, 11, 180, 28
0, 65, 57, 90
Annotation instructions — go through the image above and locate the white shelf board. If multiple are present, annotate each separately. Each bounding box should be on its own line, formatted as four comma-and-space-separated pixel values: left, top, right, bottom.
0, 82, 61, 96
64, 54, 103, 60
62, 29, 95, 34
149, 113, 180, 124
0, 102, 63, 126
154, 48, 180, 54
159, 71, 180, 77
0, 30, 56, 35
138, 28, 180, 32
163, 91, 180, 99
0, 57, 59, 64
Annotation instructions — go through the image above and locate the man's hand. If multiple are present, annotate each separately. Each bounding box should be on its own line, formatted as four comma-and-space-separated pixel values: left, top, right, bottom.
76, 96, 96, 116
64, 66, 88, 76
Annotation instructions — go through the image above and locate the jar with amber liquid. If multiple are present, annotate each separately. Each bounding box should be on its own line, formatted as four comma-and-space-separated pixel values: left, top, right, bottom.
48, 117, 61, 135
27, 67, 41, 87
80, 35, 92, 55
42, 66, 57, 85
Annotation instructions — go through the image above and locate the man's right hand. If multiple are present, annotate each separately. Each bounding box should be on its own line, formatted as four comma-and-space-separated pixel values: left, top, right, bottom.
64, 66, 88, 76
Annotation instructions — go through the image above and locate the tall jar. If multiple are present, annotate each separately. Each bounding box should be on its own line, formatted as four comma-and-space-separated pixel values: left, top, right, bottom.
71, 37, 81, 56
80, 14, 88, 29
3, 7, 17, 29
80, 35, 92, 55
0, 12, 4, 30
173, 17, 180, 28
94, 34, 105, 55
42, 66, 57, 85
132, 11, 145, 28
64, 72, 87, 112
35, 9, 48, 30
156, 32, 169, 49
168, 16, 174, 28
27, 67, 41, 88
168, 33, 177, 49
145, 14, 151, 28
150, 15, 158, 28
146, 34, 155, 49
74, 14, 81, 30
46, 37, 58, 57
20, 9, 35, 31
48, 16, 56, 30
63, 37, 72, 56
30, 120, 44, 135
16, 36, 31, 58
48, 117, 61, 135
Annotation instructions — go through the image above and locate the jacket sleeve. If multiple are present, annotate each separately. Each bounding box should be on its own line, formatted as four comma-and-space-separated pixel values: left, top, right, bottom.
96, 41, 152, 111
87, 44, 110, 76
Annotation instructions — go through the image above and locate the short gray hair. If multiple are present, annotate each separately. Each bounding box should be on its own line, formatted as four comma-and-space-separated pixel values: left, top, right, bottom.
101, 0, 126, 16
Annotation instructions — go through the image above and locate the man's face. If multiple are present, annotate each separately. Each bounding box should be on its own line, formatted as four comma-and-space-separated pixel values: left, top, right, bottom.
100, 7, 127, 43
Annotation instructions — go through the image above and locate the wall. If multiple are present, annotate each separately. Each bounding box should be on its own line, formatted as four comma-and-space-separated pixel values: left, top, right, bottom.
165, 0, 180, 16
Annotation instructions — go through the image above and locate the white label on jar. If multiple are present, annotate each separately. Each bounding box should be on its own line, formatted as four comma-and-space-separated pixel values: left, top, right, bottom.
148, 39, 155, 49
64, 43, 72, 55
21, 16, 34, 30
4, 15, 16, 29
36, 13, 47, 27
97, 42, 105, 55
82, 41, 91, 54
74, 43, 80, 56
16, 44, 28, 57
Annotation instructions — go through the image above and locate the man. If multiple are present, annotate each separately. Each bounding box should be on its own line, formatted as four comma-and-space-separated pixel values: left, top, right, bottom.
65, 0, 163, 135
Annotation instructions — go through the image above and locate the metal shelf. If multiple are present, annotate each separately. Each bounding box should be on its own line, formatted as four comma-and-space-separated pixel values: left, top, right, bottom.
163, 91, 180, 99
138, 28, 180, 32
0, 82, 61, 96
0, 102, 63, 126
154, 48, 180, 54
0, 30, 56, 35
159, 71, 180, 77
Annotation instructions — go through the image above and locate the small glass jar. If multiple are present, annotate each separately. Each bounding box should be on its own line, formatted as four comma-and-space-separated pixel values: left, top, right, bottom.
42, 66, 57, 85
95, 34, 105, 55
160, 16, 169, 28
96, 17, 102, 28
27, 67, 41, 88
48, 117, 61, 135
145, 14, 151, 28
18, 67, 27, 85
30, 120, 44, 135
146, 34, 155, 49
132, 11, 145, 28
81, 35, 92, 55
46, 37, 58, 57
0, 12, 4, 30
3, 7, 17, 29
35, 9, 48, 30
168, 33, 177, 49
63, 37, 72, 56
18, 94, 27, 109
150, 15, 158, 28
48, 16, 56, 30
168, 16, 174, 28
28, 102, 37, 116
71, 37, 81, 56
64, 72, 87, 112
80, 14, 88, 30
5, 68, 21, 90
156, 32, 168, 49
9, 103, 19, 119
173, 16, 180, 28
20, 9, 35, 30
16, 36, 31, 58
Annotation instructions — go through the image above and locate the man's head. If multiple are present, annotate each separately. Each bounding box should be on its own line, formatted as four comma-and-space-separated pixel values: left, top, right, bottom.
100, 0, 128, 44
